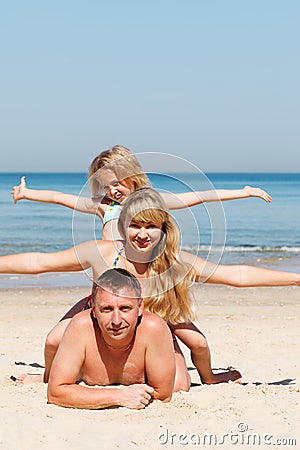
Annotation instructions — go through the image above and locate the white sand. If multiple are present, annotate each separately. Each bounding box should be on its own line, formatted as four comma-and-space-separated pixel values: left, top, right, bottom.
0, 285, 299, 449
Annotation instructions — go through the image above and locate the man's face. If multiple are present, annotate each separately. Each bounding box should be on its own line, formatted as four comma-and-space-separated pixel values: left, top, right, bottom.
92, 287, 143, 343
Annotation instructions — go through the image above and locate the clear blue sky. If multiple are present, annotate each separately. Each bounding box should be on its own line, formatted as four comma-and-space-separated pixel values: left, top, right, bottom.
1, 0, 299, 172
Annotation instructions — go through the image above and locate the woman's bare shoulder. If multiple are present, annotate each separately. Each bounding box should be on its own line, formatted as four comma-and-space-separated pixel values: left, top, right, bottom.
95, 239, 123, 252
90, 240, 124, 267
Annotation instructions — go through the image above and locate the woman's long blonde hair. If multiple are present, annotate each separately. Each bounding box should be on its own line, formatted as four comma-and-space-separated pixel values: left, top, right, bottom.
88, 145, 150, 198
118, 188, 196, 324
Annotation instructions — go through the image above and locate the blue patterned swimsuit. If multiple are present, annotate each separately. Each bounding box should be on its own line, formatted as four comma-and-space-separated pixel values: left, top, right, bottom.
103, 201, 122, 225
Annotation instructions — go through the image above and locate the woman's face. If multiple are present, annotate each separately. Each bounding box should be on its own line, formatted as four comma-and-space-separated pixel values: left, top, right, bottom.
127, 219, 163, 255
97, 169, 131, 203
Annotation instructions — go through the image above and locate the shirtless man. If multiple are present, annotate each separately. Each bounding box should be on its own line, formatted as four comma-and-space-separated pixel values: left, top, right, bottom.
47, 268, 181, 410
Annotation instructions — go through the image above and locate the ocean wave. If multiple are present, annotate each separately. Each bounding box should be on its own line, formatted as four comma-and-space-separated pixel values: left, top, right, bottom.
181, 245, 300, 253
0, 271, 91, 288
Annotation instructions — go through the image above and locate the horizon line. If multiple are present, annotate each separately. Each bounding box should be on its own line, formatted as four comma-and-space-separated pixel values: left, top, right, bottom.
1, 170, 300, 174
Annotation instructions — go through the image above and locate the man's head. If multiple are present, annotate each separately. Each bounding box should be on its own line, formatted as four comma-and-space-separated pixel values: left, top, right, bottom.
91, 269, 143, 343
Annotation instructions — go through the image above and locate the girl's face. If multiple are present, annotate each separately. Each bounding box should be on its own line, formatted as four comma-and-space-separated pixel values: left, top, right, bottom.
97, 170, 131, 203
127, 219, 163, 254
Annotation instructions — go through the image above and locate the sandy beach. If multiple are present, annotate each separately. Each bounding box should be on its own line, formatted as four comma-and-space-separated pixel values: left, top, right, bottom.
0, 284, 299, 449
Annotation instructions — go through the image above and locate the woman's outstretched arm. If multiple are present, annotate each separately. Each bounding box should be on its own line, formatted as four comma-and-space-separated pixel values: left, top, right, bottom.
0, 241, 97, 274
180, 251, 300, 287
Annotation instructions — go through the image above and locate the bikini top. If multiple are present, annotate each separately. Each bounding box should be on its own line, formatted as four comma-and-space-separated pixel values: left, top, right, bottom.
103, 201, 122, 225
112, 245, 124, 267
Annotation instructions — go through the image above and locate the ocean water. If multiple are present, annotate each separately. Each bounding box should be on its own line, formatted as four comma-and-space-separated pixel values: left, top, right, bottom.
0, 172, 299, 288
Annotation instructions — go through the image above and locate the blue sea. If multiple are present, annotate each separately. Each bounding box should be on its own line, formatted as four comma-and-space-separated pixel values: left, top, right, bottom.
0, 172, 299, 288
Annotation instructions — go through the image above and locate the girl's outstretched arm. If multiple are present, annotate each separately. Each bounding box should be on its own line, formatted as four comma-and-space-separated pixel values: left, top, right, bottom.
162, 186, 272, 210
11, 176, 105, 219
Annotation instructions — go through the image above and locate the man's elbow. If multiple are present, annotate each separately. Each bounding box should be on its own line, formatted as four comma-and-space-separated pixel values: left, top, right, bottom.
153, 386, 173, 403
47, 388, 59, 406
154, 392, 172, 403
47, 385, 64, 407
47, 394, 58, 406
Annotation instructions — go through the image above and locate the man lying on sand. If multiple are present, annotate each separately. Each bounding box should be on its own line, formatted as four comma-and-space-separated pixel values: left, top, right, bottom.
46, 268, 188, 410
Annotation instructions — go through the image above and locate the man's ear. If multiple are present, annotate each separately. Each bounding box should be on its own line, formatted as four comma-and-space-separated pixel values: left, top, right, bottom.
138, 298, 144, 316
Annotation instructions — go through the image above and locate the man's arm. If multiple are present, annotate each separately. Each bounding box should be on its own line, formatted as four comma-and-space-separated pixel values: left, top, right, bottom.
143, 314, 176, 401
47, 314, 155, 410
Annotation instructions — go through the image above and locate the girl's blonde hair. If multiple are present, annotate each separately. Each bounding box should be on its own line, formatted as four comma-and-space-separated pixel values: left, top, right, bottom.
118, 187, 196, 324
88, 145, 150, 197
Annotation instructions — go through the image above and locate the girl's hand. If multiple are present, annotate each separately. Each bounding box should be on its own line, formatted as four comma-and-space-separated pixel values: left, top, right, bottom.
243, 185, 272, 203
11, 176, 27, 204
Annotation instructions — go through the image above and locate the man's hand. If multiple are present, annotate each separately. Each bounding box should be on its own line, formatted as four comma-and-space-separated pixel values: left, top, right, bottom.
11, 176, 26, 204
119, 384, 155, 409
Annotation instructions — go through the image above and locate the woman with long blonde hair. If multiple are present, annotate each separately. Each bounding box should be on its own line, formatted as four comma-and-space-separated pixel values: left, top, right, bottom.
118, 187, 196, 325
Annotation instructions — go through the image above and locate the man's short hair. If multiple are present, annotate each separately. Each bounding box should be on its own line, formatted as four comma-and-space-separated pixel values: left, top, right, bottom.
92, 268, 142, 301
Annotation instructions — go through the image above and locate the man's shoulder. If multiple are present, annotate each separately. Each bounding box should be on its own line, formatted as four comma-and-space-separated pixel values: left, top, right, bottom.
137, 313, 173, 351
139, 311, 168, 333
69, 309, 92, 331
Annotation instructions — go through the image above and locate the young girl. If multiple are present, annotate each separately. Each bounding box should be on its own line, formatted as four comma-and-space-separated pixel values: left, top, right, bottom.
11, 145, 272, 240
2, 188, 299, 387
